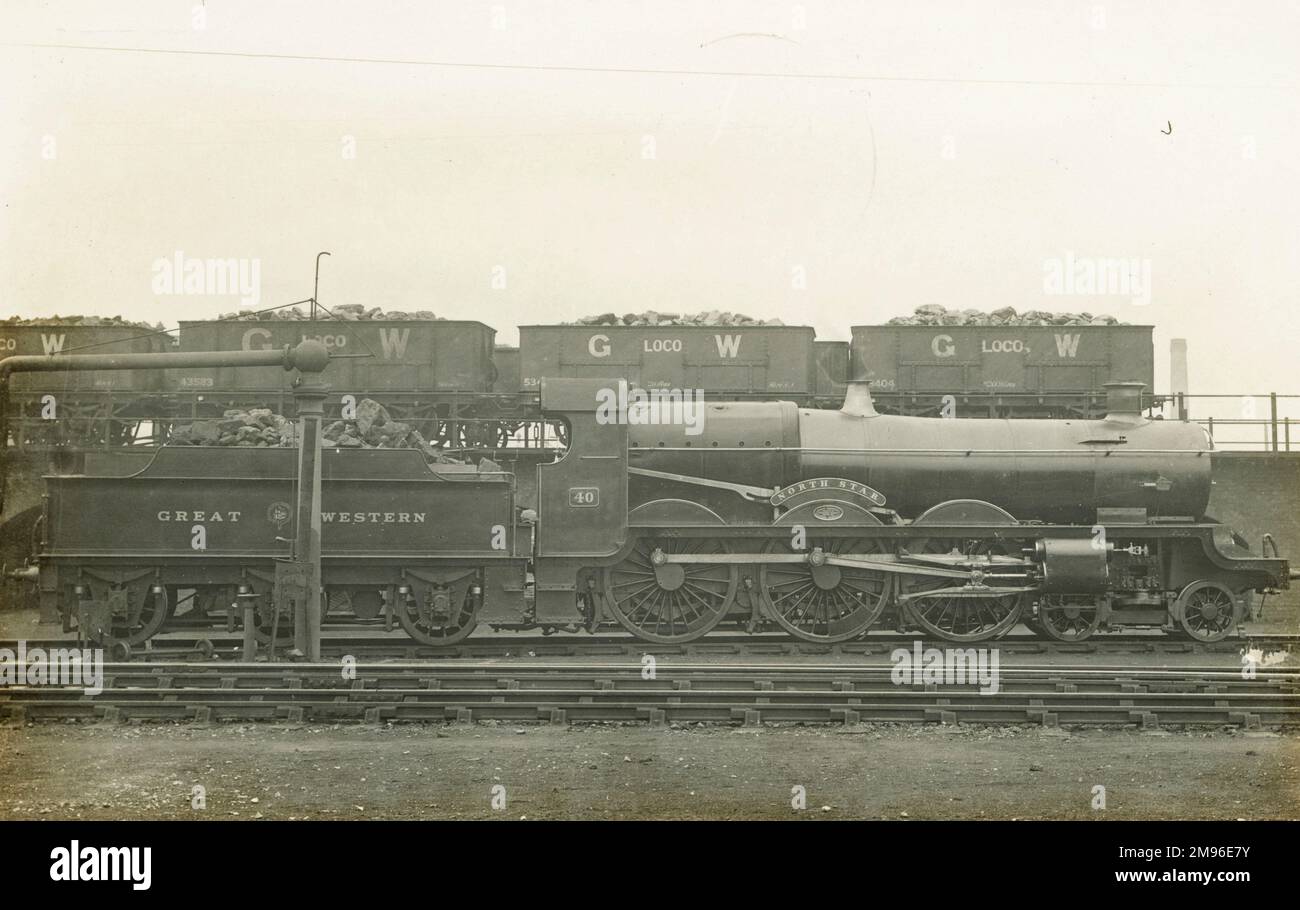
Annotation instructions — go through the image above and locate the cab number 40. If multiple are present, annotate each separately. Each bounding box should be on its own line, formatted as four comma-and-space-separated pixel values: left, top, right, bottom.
568, 487, 600, 507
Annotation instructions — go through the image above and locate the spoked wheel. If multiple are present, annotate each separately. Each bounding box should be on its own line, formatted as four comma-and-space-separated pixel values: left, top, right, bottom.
905, 591, 1025, 642
758, 537, 892, 642
394, 581, 479, 646
1035, 595, 1102, 642
111, 585, 174, 646
456, 421, 500, 450
901, 538, 1025, 643
602, 537, 737, 644
1176, 581, 1239, 642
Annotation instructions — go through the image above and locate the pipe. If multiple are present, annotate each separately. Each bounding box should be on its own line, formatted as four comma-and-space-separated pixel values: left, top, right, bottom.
0, 341, 330, 383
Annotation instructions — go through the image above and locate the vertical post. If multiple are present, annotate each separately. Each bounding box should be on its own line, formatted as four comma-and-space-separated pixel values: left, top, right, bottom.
312, 251, 330, 325
242, 602, 257, 661
293, 376, 328, 660
1169, 338, 1189, 419
1270, 392, 1278, 453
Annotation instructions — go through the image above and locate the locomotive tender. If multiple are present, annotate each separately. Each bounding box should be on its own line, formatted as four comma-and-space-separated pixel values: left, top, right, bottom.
36, 377, 1288, 648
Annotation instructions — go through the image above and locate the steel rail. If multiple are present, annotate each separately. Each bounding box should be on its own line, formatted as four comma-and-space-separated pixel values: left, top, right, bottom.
3, 667, 1295, 727
3, 631, 1294, 660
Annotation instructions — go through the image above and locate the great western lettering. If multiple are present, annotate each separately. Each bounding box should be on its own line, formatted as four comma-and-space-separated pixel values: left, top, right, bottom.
321, 512, 426, 524
156, 510, 242, 522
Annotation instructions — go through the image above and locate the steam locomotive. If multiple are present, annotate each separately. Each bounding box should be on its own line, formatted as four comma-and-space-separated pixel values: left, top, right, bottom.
34, 378, 1288, 649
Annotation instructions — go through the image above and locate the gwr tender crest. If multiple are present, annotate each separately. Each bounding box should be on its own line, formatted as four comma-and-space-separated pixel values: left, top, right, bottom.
266, 501, 292, 528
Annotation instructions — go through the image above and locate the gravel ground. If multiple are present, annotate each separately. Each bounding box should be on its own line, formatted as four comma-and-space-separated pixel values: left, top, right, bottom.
1, 721, 1296, 821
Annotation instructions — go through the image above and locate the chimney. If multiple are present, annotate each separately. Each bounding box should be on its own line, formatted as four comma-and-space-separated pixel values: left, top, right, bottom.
841, 380, 878, 418
1104, 381, 1146, 423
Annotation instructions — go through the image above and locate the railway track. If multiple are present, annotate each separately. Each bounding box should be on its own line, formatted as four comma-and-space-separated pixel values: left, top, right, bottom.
3, 661, 1297, 728
3, 630, 1295, 662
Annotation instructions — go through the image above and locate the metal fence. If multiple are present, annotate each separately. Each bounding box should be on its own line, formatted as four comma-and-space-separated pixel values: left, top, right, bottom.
1152, 393, 1300, 452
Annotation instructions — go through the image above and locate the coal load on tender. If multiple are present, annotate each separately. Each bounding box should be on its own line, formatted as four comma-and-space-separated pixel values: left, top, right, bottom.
167, 398, 444, 456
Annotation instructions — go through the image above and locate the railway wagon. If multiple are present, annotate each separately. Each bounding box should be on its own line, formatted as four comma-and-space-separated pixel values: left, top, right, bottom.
169, 319, 497, 399
491, 345, 521, 395
38, 446, 523, 647
0, 323, 168, 450
518, 324, 818, 398
851, 323, 1155, 418
814, 340, 849, 401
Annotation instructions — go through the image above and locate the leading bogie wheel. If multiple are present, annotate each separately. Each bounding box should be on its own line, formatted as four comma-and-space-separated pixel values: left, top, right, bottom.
1034, 595, 1103, 642
1176, 581, 1239, 642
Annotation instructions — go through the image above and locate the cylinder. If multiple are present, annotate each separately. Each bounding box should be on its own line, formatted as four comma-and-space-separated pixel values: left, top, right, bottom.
1036, 538, 1109, 593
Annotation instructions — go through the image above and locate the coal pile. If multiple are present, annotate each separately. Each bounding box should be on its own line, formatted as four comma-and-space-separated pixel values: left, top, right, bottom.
216, 304, 444, 322
168, 409, 296, 448
167, 399, 438, 455
885, 305, 1126, 327
2, 315, 163, 330
320, 399, 437, 453
567, 310, 785, 327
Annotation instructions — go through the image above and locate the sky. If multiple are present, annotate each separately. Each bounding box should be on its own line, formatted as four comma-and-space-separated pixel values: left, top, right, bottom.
1, 1, 1297, 421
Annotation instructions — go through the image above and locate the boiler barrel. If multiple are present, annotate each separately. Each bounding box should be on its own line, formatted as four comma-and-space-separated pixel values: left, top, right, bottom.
628, 402, 1213, 523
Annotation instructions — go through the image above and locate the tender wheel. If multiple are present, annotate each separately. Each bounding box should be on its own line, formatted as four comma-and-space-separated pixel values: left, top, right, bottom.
1176, 581, 1239, 642
901, 538, 1025, 643
758, 537, 892, 642
123, 587, 173, 646
96, 583, 173, 647
395, 581, 479, 646
1035, 595, 1102, 641
602, 537, 737, 644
